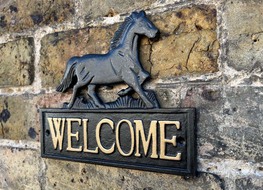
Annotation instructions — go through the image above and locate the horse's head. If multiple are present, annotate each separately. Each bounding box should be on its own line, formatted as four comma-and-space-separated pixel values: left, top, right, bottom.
132, 11, 159, 39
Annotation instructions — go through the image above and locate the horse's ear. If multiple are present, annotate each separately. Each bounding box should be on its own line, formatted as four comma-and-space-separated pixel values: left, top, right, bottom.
139, 10, 146, 17
131, 11, 139, 19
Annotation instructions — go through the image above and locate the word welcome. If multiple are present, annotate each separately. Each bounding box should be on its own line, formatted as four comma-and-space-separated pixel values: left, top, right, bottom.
47, 117, 182, 161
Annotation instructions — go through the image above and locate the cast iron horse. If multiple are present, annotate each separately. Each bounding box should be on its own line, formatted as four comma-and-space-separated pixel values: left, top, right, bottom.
56, 11, 159, 108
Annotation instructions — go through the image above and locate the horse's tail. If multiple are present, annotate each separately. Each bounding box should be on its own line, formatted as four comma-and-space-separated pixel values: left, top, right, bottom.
56, 57, 78, 92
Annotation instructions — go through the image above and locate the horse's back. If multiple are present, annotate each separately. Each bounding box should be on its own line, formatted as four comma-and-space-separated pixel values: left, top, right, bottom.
74, 52, 121, 84
77, 53, 110, 69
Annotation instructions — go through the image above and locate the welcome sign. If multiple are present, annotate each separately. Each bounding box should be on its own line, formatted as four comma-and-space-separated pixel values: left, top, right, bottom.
40, 10, 196, 176
41, 109, 195, 175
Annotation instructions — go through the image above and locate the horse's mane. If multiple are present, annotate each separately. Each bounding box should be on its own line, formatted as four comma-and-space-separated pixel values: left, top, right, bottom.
110, 15, 134, 50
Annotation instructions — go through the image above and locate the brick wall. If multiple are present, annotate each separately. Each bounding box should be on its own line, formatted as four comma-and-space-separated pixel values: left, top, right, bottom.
0, 0, 262, 189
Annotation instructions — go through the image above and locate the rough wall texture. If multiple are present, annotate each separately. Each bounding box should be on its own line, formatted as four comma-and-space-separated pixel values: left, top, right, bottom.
0, 0, 262, 189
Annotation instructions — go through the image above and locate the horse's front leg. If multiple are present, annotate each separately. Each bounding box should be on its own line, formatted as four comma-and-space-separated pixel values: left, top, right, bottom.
68, 72, 94, 108
118, 70, 149, 96
123, 70, 155, 108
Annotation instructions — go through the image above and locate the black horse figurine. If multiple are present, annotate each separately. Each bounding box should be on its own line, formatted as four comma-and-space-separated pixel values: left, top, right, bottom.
56, 10, 159, 108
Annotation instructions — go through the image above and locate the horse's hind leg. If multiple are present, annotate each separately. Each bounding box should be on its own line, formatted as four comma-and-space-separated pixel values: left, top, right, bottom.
67, 73, 93, 108
87, 84, 104, 108
67, 83, 80, 108
118, 86, 133, 96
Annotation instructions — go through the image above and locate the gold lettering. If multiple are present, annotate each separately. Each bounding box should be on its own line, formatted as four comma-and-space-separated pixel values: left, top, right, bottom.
66, 118, 82, 152
83, 119, 98, 154
159, 121, 181, 161
116, 119, 134, 157
47, 118, 65, 151
134, 120, 158, 158
96, 119, 115, 154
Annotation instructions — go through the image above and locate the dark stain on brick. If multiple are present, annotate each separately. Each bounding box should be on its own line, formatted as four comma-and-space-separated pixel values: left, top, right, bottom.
176, 11, 183, 18
223, 108, 231, 115
0, 100, 10, 123
30, 13, 43, 25
0, 15, 7, 28
195, 23, 203, 30
9, 5, 18, 13
0, 101, 10, 138
0, 108, 11, 123
212, 9, 217, 17
143, 188, 153, 190
28, 127, 37, 139
201, 89, 220, 102
81, 168, 87, 175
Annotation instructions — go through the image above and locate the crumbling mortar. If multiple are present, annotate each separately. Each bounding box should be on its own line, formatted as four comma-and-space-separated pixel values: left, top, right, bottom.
199, 157, 263, 173
150, 0, 194, 12
38, 158, 47, 190
0, 139, 39, 150
0, 122, 4, 138
148, 40, 154, 75
156, 71, 223, 86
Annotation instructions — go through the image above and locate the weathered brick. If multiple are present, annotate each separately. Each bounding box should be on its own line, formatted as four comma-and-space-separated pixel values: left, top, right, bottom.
148, 5, 219, 78
181, 85, 263, 162
0, 92, 76, 141
223, 87, 263, 162
180, 84, 225, 158
0, 0, 74, 34
0, 38, 34, 87
225, 0, 263, 39
77, 0, 155, 21
36, 92, 72, 109
45, 159, 223, 190
0, 95, 39, 140
225, 0, 263, 84
0, 146, 40, 189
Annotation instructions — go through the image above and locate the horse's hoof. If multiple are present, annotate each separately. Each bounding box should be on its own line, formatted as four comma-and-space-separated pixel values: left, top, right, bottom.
66, 103, 73, 109
146, 104, 154, 109
95, 103, 105, 109
146, 100, 159, 109
117, 90, 126, 97
105, 104, 110, 109
62, 102, 69, 108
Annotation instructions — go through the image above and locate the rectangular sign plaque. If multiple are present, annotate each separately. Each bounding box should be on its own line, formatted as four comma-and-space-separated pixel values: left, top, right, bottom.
41, 108, 196, 176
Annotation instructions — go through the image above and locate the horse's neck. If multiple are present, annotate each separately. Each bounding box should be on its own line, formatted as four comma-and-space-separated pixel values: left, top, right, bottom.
121, 30, 138, 58
132, 35, 139, 57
